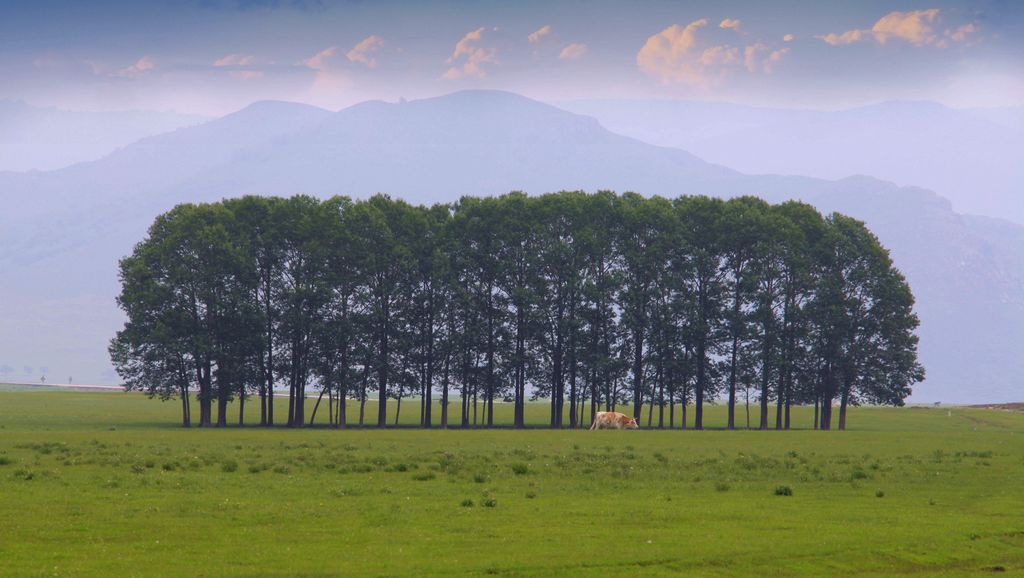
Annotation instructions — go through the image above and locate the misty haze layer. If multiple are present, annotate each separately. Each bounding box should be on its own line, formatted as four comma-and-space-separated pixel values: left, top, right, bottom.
0, 101, 207, 172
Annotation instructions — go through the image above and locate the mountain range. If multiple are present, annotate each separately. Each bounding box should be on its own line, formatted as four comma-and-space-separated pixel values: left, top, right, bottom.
0, 90, 1020, 403
562, 98, 1024, 225
0, 100, 207, 172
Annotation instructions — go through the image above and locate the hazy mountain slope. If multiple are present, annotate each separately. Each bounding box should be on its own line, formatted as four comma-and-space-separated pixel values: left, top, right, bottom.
0, 100, 209, 172
0, 100, 333, 266
562, 99, 1024, 224
0, 90, 1020, 402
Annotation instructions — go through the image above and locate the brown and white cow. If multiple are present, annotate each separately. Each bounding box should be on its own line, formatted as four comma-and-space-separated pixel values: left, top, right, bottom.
589, 411, 639, 430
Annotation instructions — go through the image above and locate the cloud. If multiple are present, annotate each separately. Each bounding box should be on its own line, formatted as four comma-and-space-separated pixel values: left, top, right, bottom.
783, 34, 794, 42
302, 46, 351, 105
818, 9, 978, 47
637, 19, 713, 84
559, 43, 588, 60
528, 25, 551, 43
230, 70, 264, 80
346, 35, 385, 68
743, 42, 766, 72
947, 23, 977, 43
443, 27, 497, 80
116, 56, 156, 78
872, 8, 941, 45
719, 18, 741, 30
211, 54, 265, 80
637, 20, 784, 85
213, 54, 256, 67
303, 46, 337, 70
764, 47, 789, 73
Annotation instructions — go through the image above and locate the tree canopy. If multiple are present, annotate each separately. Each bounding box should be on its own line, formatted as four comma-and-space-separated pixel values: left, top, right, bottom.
111, 191, 923, 430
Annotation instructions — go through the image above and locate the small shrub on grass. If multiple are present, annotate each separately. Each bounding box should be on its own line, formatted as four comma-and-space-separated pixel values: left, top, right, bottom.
875, 489, 885, 498
221, 460, 239, 473
511, 463, 529, 476
774, 485, 793, 496
131, 463, 146, 474
161, 462, 176, 472
473, 474, 488, 484
525, 491, 537, 499
0, 456, 12, 466
715, 482, 731, 492
482, 498, 497, 508
460, 499, 474, 508
412, 472, 436, 481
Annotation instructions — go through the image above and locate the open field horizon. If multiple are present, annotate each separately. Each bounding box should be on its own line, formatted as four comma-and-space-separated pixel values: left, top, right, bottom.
1, 391, 1023, 576
4, 386, 1020, 431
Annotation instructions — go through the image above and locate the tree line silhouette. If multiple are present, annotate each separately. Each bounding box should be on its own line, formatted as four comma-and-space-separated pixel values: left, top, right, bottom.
110, 191, 923, 430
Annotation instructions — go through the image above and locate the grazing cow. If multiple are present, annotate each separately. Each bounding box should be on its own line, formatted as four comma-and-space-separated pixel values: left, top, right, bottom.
589, 411, 639, 430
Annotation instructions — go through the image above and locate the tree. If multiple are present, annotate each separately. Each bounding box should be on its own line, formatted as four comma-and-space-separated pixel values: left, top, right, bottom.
114, 191, 922, 430
675, 196, 726, 430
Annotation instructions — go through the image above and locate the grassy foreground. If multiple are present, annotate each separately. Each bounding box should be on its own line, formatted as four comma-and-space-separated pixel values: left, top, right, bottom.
1, 391, 1023, 576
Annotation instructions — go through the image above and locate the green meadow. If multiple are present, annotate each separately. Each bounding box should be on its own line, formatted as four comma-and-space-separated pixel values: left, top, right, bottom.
1, 390, 1023, 576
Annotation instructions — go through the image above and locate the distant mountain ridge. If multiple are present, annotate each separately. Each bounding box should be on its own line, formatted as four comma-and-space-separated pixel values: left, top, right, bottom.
0, 90, 1021, 403
562, 98, 1024, 224
0, 100, 208, 172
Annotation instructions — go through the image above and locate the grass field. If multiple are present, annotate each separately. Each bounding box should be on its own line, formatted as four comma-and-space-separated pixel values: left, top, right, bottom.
1, 390, 1023, 576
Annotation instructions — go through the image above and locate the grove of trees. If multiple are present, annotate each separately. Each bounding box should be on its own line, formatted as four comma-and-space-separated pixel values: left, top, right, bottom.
110, 191, 923, 430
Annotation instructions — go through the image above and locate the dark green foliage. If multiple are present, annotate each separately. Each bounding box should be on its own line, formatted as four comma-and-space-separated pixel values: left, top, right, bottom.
774, 485, 794, 496
112, 191, 922, 430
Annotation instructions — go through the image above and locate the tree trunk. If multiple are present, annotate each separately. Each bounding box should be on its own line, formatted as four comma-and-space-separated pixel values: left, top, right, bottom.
216, 388, 229, 428
669, 386, 675, 429
180, 383, 191, 427
197, 361, 212, 427
728, 335, 739, 430
759, 325, 771, 430
695, 341, 706, 430
838, 377, 851, 431
309, 387, 328, 426
632, 328, 643, 423
238, 388, 245, 426
486, 292, 496, 428
424, 305, 434, 427
441, 350, 450, 429
377, 303, 390, 428
657, 363, 665, 429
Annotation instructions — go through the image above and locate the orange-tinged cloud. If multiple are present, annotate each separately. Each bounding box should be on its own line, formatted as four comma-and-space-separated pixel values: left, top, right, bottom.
443, 27, 497, 79
528, 25, 551, 43
559, 43, 588, 60
637, 19, 785, 85
346, 35, 385, 68
818, 9, 977, 47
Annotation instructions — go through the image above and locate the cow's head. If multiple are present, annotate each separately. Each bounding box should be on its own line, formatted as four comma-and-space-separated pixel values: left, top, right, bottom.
619, 415, 639, 429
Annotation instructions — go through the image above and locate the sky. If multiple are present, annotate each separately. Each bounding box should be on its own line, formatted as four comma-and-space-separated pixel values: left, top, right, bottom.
1, 0, 1022, 115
